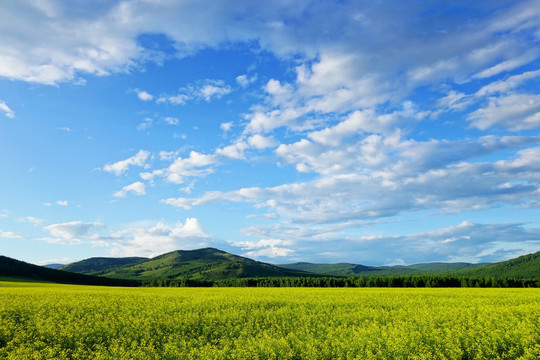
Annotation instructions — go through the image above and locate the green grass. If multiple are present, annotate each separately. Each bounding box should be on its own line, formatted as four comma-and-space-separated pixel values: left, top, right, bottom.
1, 283, 538, 359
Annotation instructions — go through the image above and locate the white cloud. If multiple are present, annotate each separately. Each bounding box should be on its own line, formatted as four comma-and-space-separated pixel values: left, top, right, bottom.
137, 90, 154, 101
158, 94, 189, 105
244, 221, 540, 264
137, 117, 153, 130
0, 209, 8, 218
55, 200, 68, 206
158, 150, 178, 161
236, 74, 257, 87
38, 218, 213, 256
216, 142, 249, 159
103, 149, 150, 176
0, 230, 23, 240
17, 216, 45, 225
163, 151, 218, 184
163, 116, 179, 125
468, 94, 540, 131
43, 221, 104, 241
157, 79, 231, 105
0, 100, 15, 119
436, 91, 473, 111
1, 0, 537, 95
34, 257, 75, 266
476, 69, 540, 97
113, 181, 146, 198
164, 140, 540, 226
473, 50, 539, 79
198, 81, 231, 101
247, 134, 278, 149
220, 121, 233, 132
234, 238, 294, 259
110, 218, 211, 257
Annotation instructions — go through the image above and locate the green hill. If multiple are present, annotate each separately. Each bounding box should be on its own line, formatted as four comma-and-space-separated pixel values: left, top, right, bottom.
278, 262, 376, 276
60, 257, 147, 275
0, 256, 139, 286
62, 248, 309, 281
404, 262, 486, 271
279, 261, 485, 277
49, 249, 540, 283
454, 251, 540, 279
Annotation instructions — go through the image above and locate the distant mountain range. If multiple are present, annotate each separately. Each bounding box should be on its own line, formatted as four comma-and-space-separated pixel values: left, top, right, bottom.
58, 248, 539, 280
2, 248, 539, 286
278, 261, 487, 277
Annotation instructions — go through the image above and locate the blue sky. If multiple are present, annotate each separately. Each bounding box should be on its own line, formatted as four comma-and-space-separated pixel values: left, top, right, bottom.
1, 0, 540, 266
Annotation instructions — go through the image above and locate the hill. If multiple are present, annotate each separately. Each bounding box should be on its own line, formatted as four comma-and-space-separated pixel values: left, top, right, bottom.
0, 256, 139, 286
279, 262, 376, 276
454, 251, 540, 279
42, 263, 64, 269
279, 261, 486, 277
48, 249, 540, 283
60, 257, 147, 275
61, 248, 309, 281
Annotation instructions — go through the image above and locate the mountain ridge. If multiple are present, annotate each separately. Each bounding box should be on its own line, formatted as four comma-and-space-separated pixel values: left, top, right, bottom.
61, 247, 310, 281
58, 248, 540, 280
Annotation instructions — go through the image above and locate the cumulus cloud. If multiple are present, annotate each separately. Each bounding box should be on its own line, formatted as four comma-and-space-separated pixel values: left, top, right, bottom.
164, 140, 540, 224
110, 218, 211, 257
236, 74, 257, 87
5, 0, 540, 264
163, 116, 179, 125
220, 121, 233, 132
0, 100, 15, 119
237, 221, 540, 264
216, 142, 249, 159
55, 200, 68, 206
38, 218, 213, 257
247, 135, 278, 150
43, 221, 105, 244
137, 90, 154, 101
113, 181, 146, 198
103, 150, 150, 176
198, 81, 231, 101
158, 151, 218, 184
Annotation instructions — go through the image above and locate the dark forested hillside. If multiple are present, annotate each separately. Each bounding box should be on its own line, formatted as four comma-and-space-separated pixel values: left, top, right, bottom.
0, 256, 139, 286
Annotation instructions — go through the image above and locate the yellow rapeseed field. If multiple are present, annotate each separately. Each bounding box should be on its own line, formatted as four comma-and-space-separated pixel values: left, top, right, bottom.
0, 282, 538, 359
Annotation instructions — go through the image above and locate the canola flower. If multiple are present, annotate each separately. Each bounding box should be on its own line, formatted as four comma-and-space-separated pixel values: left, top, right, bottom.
0, 282, 539, 359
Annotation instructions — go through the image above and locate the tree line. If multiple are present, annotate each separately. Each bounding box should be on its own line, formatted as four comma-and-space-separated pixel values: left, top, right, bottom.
142, 275, 540, 288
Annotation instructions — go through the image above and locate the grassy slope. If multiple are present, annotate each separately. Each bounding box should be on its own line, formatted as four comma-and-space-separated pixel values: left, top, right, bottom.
63, 248, 310, 281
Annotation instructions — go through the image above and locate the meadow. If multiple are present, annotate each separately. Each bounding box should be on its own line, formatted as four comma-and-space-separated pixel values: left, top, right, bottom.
0, 281, 539, 359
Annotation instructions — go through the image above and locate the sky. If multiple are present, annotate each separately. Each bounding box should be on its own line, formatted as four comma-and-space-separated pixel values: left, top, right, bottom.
1, 0, 540, 266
